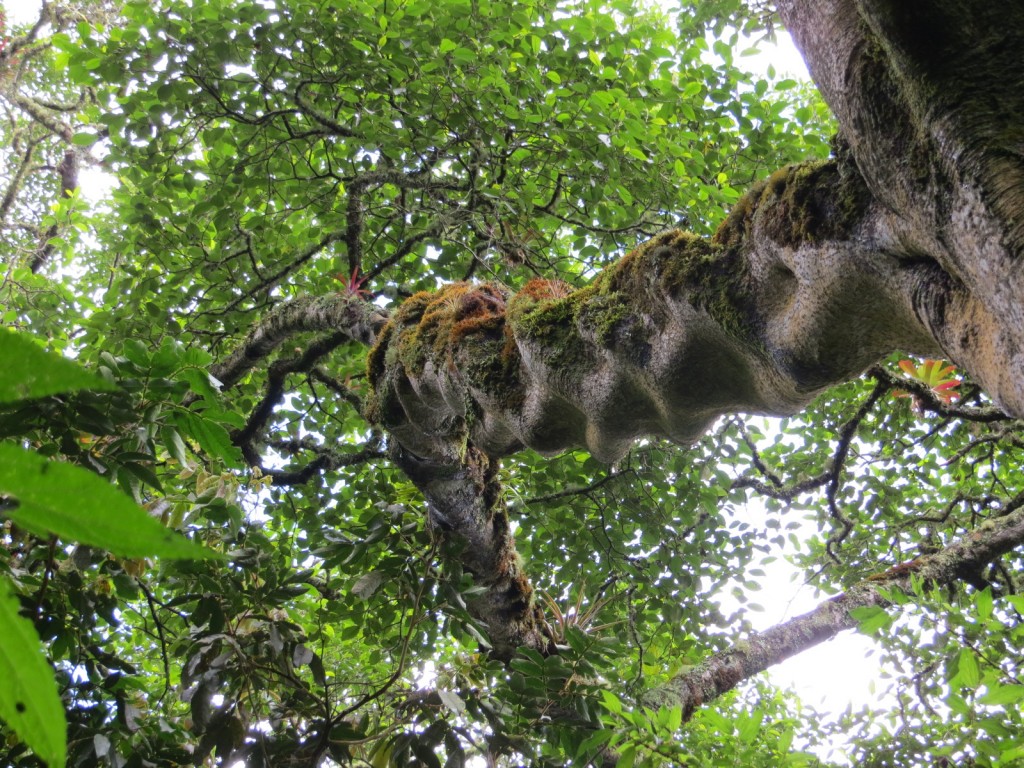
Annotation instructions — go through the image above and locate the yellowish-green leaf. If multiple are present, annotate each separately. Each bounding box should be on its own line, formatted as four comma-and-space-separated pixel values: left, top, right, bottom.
0, 328, 115, 404
0, 575, 67, 767
956, 649, 981, 689
0, 444, 219, 560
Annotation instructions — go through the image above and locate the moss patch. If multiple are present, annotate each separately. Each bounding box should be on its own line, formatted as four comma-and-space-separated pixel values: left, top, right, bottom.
716, 160, 872, 249
610, 229, 754, 341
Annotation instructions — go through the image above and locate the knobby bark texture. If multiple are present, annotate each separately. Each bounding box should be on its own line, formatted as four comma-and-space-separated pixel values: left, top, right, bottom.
221, 0, 1024, 687
361, 0, 1024, 663
369, 1, 1024, 462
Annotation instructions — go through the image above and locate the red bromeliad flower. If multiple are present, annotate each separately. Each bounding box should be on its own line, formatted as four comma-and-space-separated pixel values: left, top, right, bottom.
335, 267, 372, 299
894, 358, 961, 409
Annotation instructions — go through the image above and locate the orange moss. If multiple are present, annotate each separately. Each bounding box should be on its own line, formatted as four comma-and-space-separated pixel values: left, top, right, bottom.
449, 284, 508, 344
517, 277, 574, 301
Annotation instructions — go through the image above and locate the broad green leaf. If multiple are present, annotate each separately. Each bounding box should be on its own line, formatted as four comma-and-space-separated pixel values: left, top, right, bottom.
71, 132, 98, 146
975, 587, 993, 621
0, 328, 115, 404
615, 744, 636, 768
176, 412, 244, 468
1000, 745, 1024, 763
0, 444, 218, 559
849, 605, 892, 635
601, 689, 623, 714
437, 689, 466, 715
576, 729, 614, 759
979, 684, 1024, 706
955, 649, 981, 689
0, 575, 67, 768
351, 571, 385, 600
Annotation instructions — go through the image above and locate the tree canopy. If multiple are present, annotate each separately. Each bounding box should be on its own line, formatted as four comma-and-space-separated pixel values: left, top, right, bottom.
2, 0, 1024, 767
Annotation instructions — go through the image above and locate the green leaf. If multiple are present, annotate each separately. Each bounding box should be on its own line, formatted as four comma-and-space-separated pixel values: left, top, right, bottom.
849, 605, 892, 635
351, 571, 386, 600
71, 132, 98, 146
437, 689, 465, 715
160, 425, 189, 465
979, 684, 1024, 705
615, 744, 636, 768
0, 444, 218, 559
601, 689, 623, 714
0, 328, 115, 404
955, 649, 981, 689
1000, 745, 1024, 763
576, 729, 613, 759
0, 575, 67, 768
665, 705, 682, 732
181, 368, 222, 401
176, 412, 244, 468
974, 587, 993, 621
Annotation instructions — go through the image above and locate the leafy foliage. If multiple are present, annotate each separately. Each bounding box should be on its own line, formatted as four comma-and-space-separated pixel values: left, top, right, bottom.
0, 1, 1021, 767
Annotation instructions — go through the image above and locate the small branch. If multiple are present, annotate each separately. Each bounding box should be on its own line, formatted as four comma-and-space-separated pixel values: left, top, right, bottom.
644, 499, 1024, 721
520, 471, 629, 506
31, 147, 79, 273
824, 377, 890, 560
233, 331, 351, 447
262, 441, 386, 486
137, 578, 173, 700
202, 232, 345, 319
211, 293, 388, 391
308, 367, 363, 410
362, 214, 464, 283
732, 417, 783, 488
0, 135, 43, 226
869, 366, 1014, 423
330, 545, 436, 725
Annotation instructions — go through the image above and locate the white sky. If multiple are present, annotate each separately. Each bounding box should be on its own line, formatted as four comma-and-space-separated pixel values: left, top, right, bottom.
5, 0, 39, 25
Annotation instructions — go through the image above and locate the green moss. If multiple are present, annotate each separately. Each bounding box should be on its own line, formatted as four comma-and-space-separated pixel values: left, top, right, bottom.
506, 284, 596, 373
579, 293, 630, 345
364, 318, 397, 424
613, 229, 754, 341
367, 282, 524, 426
460, 333, 525, 410
716, 160, 871, 249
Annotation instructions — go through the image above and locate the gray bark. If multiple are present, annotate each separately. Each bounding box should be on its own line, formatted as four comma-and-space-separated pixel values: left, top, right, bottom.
359, 0, 1024, 664
222, 0, 1024, 690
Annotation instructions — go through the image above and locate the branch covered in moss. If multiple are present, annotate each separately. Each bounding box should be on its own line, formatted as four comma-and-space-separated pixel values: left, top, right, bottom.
367, 159, 947, 468
392, 445, 556, 662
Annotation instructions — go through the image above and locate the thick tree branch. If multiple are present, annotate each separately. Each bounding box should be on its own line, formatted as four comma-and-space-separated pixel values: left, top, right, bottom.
392, 445, 556, 662
643, 500, 1024, 721
778, 0, 1024, 415
354, 0, 1024, 674
216, 0, 1024, 687
367, 159, 946, 468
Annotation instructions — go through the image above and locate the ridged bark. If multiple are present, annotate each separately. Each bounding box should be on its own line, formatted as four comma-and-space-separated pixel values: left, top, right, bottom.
360, 0, 1024, 665
219, 0, 1024, 686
